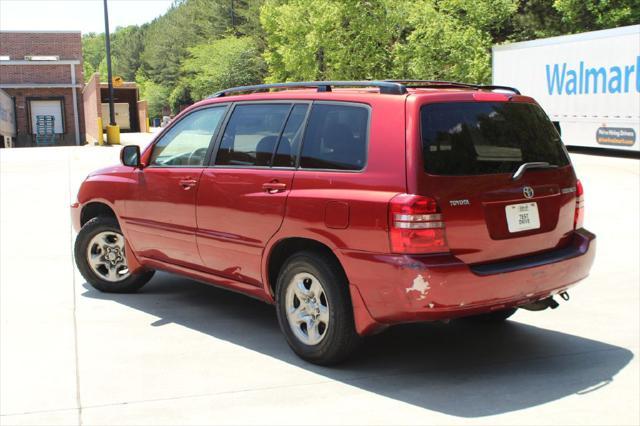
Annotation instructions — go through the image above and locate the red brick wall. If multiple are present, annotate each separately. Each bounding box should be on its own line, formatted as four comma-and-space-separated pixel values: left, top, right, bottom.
0, 64, 78, 85
0, 32, 84, 86
0, 32, 82, 59
82, 73, 101, 143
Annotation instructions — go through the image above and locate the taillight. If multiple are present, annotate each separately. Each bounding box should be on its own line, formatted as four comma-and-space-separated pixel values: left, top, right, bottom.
574, 179, 584, 229
389, 194, 448, 254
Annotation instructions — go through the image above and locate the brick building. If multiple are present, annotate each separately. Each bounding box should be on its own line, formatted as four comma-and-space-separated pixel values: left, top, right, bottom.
0, 31, 84, 146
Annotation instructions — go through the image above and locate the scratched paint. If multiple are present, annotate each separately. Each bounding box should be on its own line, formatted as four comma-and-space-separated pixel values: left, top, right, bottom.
406, 274, 431, 300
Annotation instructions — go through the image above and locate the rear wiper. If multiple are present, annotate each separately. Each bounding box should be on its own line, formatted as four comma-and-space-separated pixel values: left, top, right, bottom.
512, 162, 558, 180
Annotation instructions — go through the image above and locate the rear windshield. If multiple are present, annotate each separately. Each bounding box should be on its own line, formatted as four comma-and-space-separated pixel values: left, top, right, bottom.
421, 102, 570, 175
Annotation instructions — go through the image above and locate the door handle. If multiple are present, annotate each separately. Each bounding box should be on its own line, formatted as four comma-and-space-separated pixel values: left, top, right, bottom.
262, 181, 287, 193
179, 178, 198, 189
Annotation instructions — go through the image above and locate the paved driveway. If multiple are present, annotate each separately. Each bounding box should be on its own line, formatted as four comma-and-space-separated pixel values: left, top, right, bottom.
0, 146, 638, 425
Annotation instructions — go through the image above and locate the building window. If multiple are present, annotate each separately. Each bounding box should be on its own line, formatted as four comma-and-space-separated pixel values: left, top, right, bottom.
24, 55, 59, 61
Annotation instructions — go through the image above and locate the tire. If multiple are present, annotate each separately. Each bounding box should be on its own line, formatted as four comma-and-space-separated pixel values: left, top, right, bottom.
463, 307, 518, 323
275, 250, 360, 365
74, 216, 154, 293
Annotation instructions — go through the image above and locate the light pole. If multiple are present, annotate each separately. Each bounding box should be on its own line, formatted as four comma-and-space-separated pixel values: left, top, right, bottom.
103, 0, 119, 143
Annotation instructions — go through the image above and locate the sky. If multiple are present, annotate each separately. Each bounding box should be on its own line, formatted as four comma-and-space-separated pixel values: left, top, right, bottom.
0, 0, 175, 34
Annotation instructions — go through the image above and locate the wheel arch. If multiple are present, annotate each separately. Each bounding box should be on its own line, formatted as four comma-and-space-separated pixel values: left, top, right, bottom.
264, 236, 385, 337
78, 200, 146, 275
80, 201, 118, 227
264, 237, 348, 300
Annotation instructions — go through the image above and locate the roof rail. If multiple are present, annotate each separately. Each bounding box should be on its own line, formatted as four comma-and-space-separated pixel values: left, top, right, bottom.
208, 80, 408, 98
385, 80, 521, 95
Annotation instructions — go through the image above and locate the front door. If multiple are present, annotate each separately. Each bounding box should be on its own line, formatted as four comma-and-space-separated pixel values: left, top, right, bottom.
124, 106, 227, 268
196, 103, 309, 285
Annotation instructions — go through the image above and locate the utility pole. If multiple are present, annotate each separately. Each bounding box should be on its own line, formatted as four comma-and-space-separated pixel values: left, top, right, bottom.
102, 0, 119, 144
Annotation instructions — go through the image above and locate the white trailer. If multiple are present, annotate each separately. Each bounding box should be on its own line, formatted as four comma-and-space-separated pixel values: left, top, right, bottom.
0, 89, 16, 148
492, 25, 640, 153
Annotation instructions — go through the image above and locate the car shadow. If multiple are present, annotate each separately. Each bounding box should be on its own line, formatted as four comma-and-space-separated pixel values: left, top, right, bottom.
82, 272, 633, 418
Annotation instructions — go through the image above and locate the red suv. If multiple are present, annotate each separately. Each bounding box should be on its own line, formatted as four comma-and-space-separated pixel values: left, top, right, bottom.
72, 81, 596, 365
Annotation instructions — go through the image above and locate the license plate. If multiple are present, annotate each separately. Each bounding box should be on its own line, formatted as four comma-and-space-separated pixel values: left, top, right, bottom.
505, 202, 540, 233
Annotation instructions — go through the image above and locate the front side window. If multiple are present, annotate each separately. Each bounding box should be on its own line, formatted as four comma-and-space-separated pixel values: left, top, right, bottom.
149, 107, 226, 167
215, 104, 291, 167
300, 103, 369, 171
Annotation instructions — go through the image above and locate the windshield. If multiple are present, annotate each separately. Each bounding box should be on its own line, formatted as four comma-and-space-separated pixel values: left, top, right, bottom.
421, 102, 570, 175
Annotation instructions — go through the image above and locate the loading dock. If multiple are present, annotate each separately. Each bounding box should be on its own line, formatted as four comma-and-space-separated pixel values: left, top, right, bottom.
83, 73, 148, 144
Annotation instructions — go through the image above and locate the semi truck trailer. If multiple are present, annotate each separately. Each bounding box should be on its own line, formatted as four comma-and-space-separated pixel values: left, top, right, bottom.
492, 25, 639, 154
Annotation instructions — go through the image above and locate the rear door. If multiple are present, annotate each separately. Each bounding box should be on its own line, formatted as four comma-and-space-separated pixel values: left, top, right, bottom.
124, 106, 227, 268
196, 102, 309, 285
415, 98, 577, 264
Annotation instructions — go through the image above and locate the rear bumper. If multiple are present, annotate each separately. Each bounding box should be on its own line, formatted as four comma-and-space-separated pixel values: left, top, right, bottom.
342, 229, 596, 328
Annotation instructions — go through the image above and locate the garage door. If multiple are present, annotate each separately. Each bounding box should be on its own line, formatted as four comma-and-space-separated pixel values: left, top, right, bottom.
101, 103, 131, 130
30, 100, 64, 134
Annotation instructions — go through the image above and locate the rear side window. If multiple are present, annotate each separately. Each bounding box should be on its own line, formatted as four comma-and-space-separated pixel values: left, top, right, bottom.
421, 102, 570, 175
215, 104, 290, 167
300, 103, 369, 170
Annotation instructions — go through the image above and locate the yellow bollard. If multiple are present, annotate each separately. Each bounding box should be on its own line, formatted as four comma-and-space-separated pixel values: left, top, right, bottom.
147, 117, 151, 133
106, 124, 121, 145
97, 117, 104, 145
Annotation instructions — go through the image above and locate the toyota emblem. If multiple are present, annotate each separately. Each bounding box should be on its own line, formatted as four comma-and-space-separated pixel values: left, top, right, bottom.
523, 186, 535, 199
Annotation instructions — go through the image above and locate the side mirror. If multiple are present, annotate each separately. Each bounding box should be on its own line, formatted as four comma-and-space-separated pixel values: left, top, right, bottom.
121, 145, 141, 168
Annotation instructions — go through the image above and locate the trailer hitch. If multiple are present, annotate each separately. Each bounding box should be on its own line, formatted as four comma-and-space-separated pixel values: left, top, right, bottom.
521, 295, 561, 311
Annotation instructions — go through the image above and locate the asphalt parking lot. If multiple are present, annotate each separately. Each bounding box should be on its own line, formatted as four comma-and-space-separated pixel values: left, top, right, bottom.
0, 145, 638, 425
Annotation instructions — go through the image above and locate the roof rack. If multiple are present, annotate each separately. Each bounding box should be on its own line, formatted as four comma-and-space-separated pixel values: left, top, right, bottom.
208, 81, 408, 98
385, 80, 521, 95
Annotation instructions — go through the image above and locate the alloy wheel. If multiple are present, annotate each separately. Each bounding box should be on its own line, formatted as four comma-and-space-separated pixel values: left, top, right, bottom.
284, 272, 330, 345
86, 231, 130, 282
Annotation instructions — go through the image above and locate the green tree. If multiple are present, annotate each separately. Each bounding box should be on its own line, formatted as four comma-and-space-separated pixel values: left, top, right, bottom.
436, 0, 518, 37
508, 0, 566, 41
136, 71, 170, 118
236, 0, 268, 43
83, 26, 145, 82
112, 25, 146, 81
392, 0, 517, 83
553, 0, 640, 32
85, 0, 640, 115
261, 0, 516, 84
82, 33, 105, 79
261, 0, 406, 81
182, 36, 266, 101
97, 56, 122, 81
140, 0, 246, 87
392, 6, 494, 83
